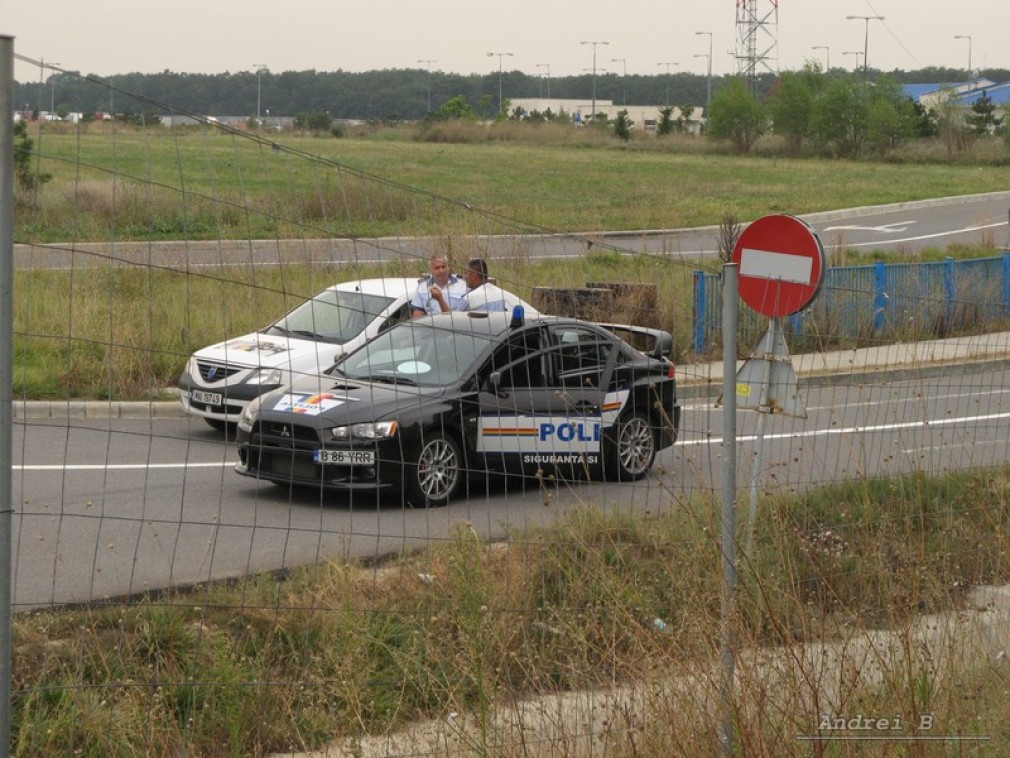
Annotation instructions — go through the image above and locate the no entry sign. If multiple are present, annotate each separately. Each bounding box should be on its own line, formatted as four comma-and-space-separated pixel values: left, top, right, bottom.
731, 214, 825, 318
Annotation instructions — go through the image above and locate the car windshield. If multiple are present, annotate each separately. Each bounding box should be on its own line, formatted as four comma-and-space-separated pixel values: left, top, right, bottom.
338, 321, 493, 387
266, 289, 394, 344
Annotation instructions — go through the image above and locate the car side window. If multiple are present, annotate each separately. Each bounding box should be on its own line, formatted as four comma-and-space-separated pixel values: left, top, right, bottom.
378, 303, 411, 334
489, 331, 546, 389
549, 326, 614, 388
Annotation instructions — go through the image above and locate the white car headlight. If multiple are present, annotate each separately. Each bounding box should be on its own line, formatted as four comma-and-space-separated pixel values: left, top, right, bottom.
329, 421, 398, 440
248, 368, 284, 386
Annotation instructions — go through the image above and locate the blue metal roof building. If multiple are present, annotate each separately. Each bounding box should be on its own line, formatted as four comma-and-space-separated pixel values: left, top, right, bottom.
903, 79, 1010, 106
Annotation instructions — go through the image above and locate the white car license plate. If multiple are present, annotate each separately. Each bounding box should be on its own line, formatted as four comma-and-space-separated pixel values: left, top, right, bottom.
190, 389, 223, 405
314, 449, 375, 465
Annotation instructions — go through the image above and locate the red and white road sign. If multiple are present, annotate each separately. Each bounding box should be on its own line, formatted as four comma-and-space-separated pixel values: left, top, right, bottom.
731, 214, 825, 318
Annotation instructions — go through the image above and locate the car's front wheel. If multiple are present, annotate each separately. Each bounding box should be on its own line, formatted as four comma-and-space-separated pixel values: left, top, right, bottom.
605, 411, 657, 481
404, 432, 464, 507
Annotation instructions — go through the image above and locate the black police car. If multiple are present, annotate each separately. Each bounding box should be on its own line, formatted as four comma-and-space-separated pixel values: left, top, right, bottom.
235, 309, 681, 506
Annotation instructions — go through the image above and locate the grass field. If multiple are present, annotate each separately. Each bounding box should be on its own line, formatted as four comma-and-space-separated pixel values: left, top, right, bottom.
19, 124, 1010, 242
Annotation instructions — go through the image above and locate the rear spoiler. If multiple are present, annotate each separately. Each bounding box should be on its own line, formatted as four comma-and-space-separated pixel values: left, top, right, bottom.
597, 323, 673, 360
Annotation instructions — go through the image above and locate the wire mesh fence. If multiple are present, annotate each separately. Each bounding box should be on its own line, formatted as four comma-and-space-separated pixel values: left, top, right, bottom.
6, 56, 1010, 756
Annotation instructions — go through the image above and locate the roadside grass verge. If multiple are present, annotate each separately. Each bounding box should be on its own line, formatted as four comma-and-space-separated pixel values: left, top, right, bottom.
14, 253, 697, 401
13, 243, 1006, 401
11, 467, 1010, 755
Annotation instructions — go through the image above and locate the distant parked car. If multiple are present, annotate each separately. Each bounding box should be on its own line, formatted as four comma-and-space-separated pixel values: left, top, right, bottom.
178, 278, 419, 429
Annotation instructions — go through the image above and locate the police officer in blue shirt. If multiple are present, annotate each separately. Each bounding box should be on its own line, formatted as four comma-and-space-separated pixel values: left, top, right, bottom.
410, 254, 467, 317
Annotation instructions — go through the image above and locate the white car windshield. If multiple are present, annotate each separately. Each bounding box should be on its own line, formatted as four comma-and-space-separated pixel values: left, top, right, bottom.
267, 290, 395, 344
337, 322, 493, 387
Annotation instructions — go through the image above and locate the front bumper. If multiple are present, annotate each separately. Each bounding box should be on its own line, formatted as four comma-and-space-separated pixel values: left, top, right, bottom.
178, 369, 280, 422
235, 419, 401, 493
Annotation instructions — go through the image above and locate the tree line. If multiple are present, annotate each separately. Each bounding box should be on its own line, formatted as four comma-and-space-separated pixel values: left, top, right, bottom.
17, 64, 1009, 123
707, 67, 1006, 158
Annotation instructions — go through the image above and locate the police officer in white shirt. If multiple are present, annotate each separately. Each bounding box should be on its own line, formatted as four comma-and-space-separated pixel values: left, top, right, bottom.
457, 257, 510, 313
410, 254, 467, 317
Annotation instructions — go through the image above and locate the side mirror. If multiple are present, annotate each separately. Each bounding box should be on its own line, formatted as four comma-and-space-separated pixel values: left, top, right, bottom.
487, 371, 504, 395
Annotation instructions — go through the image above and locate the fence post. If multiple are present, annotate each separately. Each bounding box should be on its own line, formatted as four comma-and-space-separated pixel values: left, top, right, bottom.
0, 35, 14, 758
944, 257, 955, 329
1002, 252, 1010, 316
873, 261, 887, 334
718, 263, 738, 755
692, 270, 707, 353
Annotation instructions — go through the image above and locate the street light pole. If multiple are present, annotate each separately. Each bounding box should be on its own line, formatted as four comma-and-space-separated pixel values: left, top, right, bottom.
610, 58, 626, 106
954, 35, 972, 81
843, 51, 863, 72
253, 64, 267, 126
846, 14, 884, 80
656, 61, 678, 106
812, 45, 830, 72
417, 58, 437, 113
693, 54, 711, 117
47, 59, 61, 115
695, 31, 713, 117
536, 63, 550, 99
581, 40, 609, 123
487, 51, 514, 116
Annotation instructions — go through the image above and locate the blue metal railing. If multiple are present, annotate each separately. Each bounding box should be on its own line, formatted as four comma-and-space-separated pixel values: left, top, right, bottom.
692, 253, 1010, 353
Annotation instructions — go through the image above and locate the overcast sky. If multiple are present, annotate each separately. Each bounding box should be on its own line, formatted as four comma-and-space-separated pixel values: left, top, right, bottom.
5, 1, 1002, 83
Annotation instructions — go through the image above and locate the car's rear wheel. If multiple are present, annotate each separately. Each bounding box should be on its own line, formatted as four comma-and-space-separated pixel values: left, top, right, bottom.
605, 411, 657, 481
405, 432, 463, 507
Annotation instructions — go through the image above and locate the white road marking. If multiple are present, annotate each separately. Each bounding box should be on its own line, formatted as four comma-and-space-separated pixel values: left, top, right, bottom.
821, 220, 1007, 248
676, 410, 1010, 446
902, 439, 1008, 455
681, 389, 1010, 413
15, 462, 231, 471
822, 221, 913, 233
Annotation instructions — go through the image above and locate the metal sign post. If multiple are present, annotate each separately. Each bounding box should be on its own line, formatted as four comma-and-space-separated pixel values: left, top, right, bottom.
729, 214, 824, 553
736, 318, 807, 552
719, 263, 739, 756
0, 35, 14, 758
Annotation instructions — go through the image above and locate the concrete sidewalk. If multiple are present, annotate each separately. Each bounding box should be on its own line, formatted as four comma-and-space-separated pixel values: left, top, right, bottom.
679, 329, 1010, 396
14, 331, 1010, 419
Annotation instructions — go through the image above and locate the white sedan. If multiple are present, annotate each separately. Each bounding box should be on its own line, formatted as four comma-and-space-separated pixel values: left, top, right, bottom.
178, 277, 418, 429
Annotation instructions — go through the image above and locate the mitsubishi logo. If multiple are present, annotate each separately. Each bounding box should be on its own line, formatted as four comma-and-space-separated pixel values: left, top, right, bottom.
278, 426, 291, 438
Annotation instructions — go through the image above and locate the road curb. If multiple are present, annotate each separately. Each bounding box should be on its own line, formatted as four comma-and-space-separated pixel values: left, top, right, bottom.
14, 400, 186, 420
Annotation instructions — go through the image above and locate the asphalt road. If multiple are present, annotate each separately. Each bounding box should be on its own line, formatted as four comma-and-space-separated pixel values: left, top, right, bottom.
11, 191, 1010, 609
13, 366, 1010, 609
16, 192, 1010, 271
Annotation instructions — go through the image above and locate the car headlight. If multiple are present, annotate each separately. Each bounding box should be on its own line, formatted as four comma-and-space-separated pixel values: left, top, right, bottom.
329, 421, 398, 440
238, 396, 264, 430
248, 368, 284, 385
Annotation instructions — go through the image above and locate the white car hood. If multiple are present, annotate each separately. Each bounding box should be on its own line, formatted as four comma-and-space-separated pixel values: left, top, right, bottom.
195, 332, 344, 372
